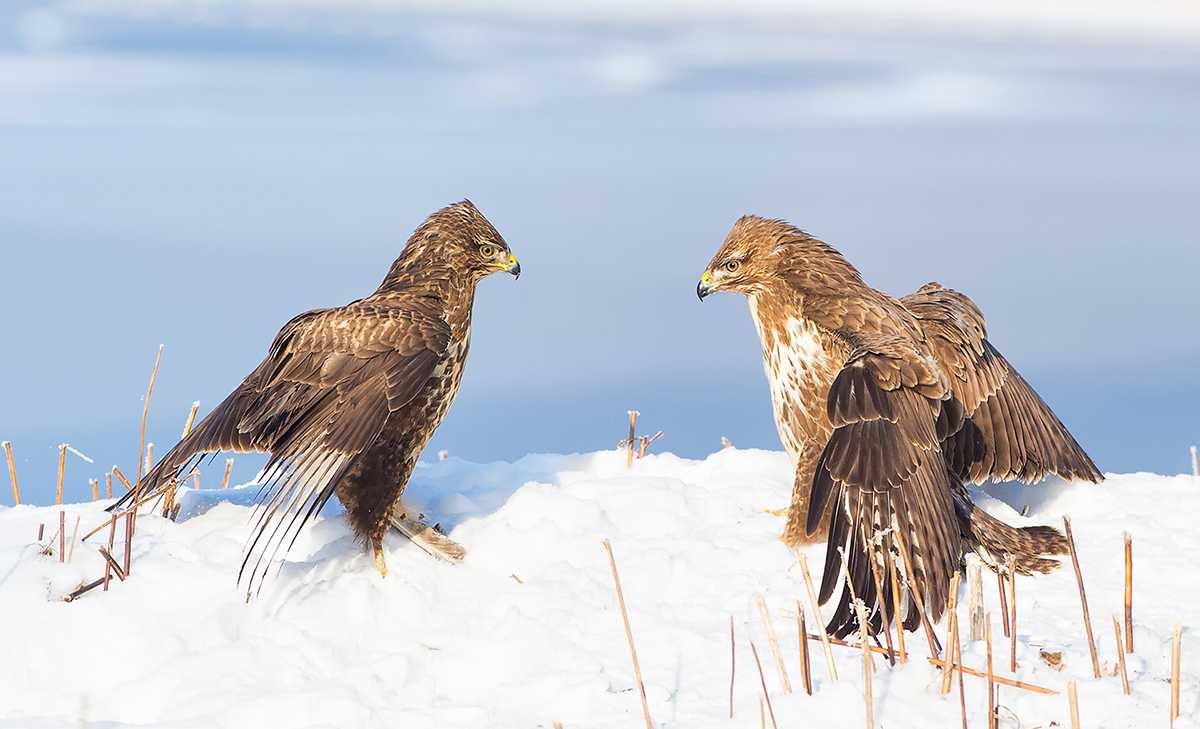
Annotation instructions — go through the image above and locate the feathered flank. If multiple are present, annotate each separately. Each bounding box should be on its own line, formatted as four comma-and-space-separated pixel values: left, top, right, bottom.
112, 200, 519, 595
699, 215, 1099, 639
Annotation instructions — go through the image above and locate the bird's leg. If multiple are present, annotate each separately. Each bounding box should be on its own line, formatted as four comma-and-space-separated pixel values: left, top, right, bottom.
374, 542, 387, 578
782, 440, 827, 545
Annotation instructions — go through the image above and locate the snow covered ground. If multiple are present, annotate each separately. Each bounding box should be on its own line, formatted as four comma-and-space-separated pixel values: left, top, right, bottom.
0, 448, 1195, 728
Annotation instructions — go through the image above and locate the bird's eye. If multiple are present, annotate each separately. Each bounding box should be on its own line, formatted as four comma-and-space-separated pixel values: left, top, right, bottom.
480, 245, 495, 258
725, 260, 740, 272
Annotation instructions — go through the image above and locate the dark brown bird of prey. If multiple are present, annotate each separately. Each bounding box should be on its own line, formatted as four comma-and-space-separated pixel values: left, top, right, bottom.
115, 200, 519, 592
697, 216, 1100, 638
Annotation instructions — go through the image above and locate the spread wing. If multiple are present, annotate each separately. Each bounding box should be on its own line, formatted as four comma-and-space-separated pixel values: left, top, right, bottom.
807, 334, 964, 639
116, 297, 451, 588
900, 283, 1101, 484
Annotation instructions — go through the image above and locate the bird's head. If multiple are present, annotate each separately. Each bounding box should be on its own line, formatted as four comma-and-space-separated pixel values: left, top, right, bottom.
697, 215, 782, 301
430, 200, 521, 282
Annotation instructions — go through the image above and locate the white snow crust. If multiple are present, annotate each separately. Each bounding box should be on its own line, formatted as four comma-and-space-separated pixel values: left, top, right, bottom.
0, 448, 1196, 728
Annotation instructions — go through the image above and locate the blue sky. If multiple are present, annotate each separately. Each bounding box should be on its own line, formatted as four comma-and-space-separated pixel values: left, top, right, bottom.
3, 0, 1199, 504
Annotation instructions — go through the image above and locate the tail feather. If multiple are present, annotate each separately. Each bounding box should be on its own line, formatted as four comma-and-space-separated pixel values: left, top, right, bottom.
964, 504, 1068, 575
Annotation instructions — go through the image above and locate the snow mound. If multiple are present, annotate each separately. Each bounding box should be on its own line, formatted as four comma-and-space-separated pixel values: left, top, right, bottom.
0, 448, 1195, 727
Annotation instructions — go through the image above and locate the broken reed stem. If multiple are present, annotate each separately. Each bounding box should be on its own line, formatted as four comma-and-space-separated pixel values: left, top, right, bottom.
1124, 532, 1133, 653
797, 601, 813, 695
98, 546, 126, 581
1112, 616, 1129, 695
182, 401, 199, 438
759, 694, 765, 729
1009, 556, 1018, 673
942, 571, 961, 694
729, 616, 735, 719
91, 480, 98, 502
112, 466, 135, 493
1062, 516, 1101, 679
602, 540, 653, 729
58, 510, 65, 563
62, 577, 106, 603
987, 615, 997, 729
798, 633, 1060, 694
850, 596, 874, 729
1172, 620, 1181, 725
1068, 681, 1080, 729
56, 444, 65, 505
625, 411, 638, 469
796, 550, 838, 680
222, 459, 233, 489
967, 553, 984, 642
104, 516, 116, 590
122, 512, 133, 577
997, 563, 1010, 639
4, 441, 19, 505
67, 515, 80, 563
37, 523, 43, 541
106, 473, 112, 499
954, 609, 968, 729
754, 592, 792, 694
82, 481, 173, 542
893, 527, 940, 657
637, 431, 663, 459
137, 344, 164, 491
748, 639, 779, 729
888, 549, 906, 664
1192, 445, 1199, 478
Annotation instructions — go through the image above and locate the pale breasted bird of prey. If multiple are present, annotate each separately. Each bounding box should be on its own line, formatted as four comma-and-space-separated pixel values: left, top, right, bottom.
113, 200, 519, 594
698, 215, 1100, 637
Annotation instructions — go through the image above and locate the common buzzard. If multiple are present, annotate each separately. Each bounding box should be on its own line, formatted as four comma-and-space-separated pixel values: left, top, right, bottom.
698, 216, 1100, 637
115, 200, 519, 593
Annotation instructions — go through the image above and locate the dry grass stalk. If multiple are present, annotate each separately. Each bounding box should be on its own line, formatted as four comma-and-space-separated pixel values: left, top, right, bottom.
1009, 556, 1018, 673
1112, 616, 1129, 695
1192, 445, 1199, 478
748, 639, 779, 729
987, 615, 997, 729
59, 510, 65, 563
62, 577, 105, 603
1171, 620, 1181, 725
91, 480, 98, 502
601, 540, 653, 729
796, 550, 838, 680
967, 554, 984, 642
797, 601, 813, 695
137, 344, 164, 491
3, 441, 19, 505
867, 551, 896, 666
98, 546, 127, 581
754, 592, 792, 694
1124, 532, 1133, 654
942, 571, 961, 694
67, 515, 81, 563
836, 546, 875, 674
56, 444, 66, 505
729, 616, 735, 719
37, 523, 43, 541
888, 551, 906, 664
893, 528, 940, 656
106, 473, 112, 499
624, 411, 638, 468
1063, 516, 1101, 679
183, 401, 199, 438
1068, 681, 1080, 729
758, 694, 764, 729
953, 608, 968, 729
722, 437, 732, 448
222, 459, 233, 489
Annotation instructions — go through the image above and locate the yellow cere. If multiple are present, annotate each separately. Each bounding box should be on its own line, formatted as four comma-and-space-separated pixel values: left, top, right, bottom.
701, 271, 710, 283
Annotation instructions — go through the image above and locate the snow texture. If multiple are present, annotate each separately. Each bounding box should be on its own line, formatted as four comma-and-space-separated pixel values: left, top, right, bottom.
0, 448, 1196, 728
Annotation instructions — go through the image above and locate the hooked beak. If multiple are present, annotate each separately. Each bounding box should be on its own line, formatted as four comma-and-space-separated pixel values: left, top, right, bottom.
697, 271, 715, 300
505, 253, 520, 279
